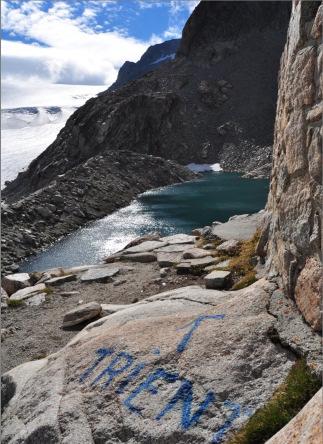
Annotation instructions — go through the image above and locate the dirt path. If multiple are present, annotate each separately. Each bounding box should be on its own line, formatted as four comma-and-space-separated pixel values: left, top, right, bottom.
1, 262, 204, 373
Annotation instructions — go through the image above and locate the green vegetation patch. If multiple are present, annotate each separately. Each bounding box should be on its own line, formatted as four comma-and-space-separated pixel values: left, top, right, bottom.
227, 231, 260, 290
7, 299, 25, 308
228, 359, 321, 444
231, 271, 257, 290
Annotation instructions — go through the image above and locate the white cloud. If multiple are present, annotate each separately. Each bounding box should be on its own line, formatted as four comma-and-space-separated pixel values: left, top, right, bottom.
164, 1, 199, 39
163, 25, 182, 39
1, 0, 155, 106
169, 0, 199, 16
1, 0, 199, 107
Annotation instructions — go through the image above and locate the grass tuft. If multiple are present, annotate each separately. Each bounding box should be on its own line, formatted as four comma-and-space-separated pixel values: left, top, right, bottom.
231, 271, 257, 290
227, 359, 321, 444
43, 287, 53, 295
7, 299, 25, 308
226, 231, 260, 290
228, 231, 260, 275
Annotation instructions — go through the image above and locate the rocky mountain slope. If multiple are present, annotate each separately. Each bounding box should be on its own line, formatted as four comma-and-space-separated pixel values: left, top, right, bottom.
259, 1, 322, 332
2, 1, 291, 202
108, 39, 180, 91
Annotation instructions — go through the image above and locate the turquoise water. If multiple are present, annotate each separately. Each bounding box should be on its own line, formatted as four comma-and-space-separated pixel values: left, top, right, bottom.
19, 172, 269, 272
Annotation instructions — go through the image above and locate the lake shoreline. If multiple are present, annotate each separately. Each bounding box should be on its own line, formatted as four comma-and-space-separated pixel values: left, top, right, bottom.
17, 171, 268, 273
1, 151, 196, 275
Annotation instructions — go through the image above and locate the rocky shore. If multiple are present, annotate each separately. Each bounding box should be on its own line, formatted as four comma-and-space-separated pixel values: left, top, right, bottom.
1, 212, 321, 443
1, 151, 196, 274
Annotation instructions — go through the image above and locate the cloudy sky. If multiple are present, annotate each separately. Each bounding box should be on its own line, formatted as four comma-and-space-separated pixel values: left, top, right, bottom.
1, 0, 198, 107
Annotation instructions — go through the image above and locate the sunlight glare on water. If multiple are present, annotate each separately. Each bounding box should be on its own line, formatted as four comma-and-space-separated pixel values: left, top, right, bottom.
19, 172, 269, 272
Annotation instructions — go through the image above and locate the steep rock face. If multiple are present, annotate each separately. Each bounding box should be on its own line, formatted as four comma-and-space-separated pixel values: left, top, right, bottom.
109, 39, 180, 91
262, 1, 322, 331
3, 1, 291, 202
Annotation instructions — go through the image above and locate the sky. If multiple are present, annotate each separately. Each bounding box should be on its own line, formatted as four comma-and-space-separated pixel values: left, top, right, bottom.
1, 0, 199, 107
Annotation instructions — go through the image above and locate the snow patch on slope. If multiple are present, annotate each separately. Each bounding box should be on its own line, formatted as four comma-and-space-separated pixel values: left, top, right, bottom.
186, 163, 223, 173
151, 53, 176, 65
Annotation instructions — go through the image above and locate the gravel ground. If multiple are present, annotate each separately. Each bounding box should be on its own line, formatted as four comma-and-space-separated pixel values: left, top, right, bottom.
1, 262, 205, 374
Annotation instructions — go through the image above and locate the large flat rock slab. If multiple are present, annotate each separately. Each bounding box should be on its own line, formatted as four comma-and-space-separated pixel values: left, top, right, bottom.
155, 244, 193, 253
121, 252, 157, 263
123, 240, 168, 254
2, 280, 295, 444
9, 283, 46, 302
159, 234, 196, 244
80, 267, 120, 283
157, 252, 183, 267
212, 212, 264, 241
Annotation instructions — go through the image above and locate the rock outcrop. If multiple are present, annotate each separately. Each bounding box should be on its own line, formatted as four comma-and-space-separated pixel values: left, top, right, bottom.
108, 39, 180, 91
265, 388, 322, 444
2, 1, 291, 202
260, 1, 322, 331
1, 280, 296, 443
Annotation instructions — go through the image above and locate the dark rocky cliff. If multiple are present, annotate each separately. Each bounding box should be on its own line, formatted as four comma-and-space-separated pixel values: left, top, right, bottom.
3, 1, 291, 202
109, 39, 180, 91
259, 1, 322, 331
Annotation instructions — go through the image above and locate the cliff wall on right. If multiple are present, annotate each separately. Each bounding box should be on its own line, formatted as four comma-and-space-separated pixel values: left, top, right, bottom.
262, 1, 322, 331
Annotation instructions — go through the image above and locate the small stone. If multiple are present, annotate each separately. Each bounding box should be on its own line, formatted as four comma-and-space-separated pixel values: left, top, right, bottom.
24, 293, 46, 306
1, 288, 9, 302
203, 243, 214, 250
160, 268, 170, 278
113, 279, 127, 287
216, 239, 240, 255
80, 267, 119, 283
60, 291, 80, 297
45, 275, 77, 286
78, 300, 84, 305
2, 273, 31, 296
62, 302, 102, 327
204, 270, 232, 289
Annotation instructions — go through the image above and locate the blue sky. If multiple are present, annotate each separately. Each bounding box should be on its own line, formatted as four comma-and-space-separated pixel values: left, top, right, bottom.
2, 1, 196, 44
1, 1, 198, 106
